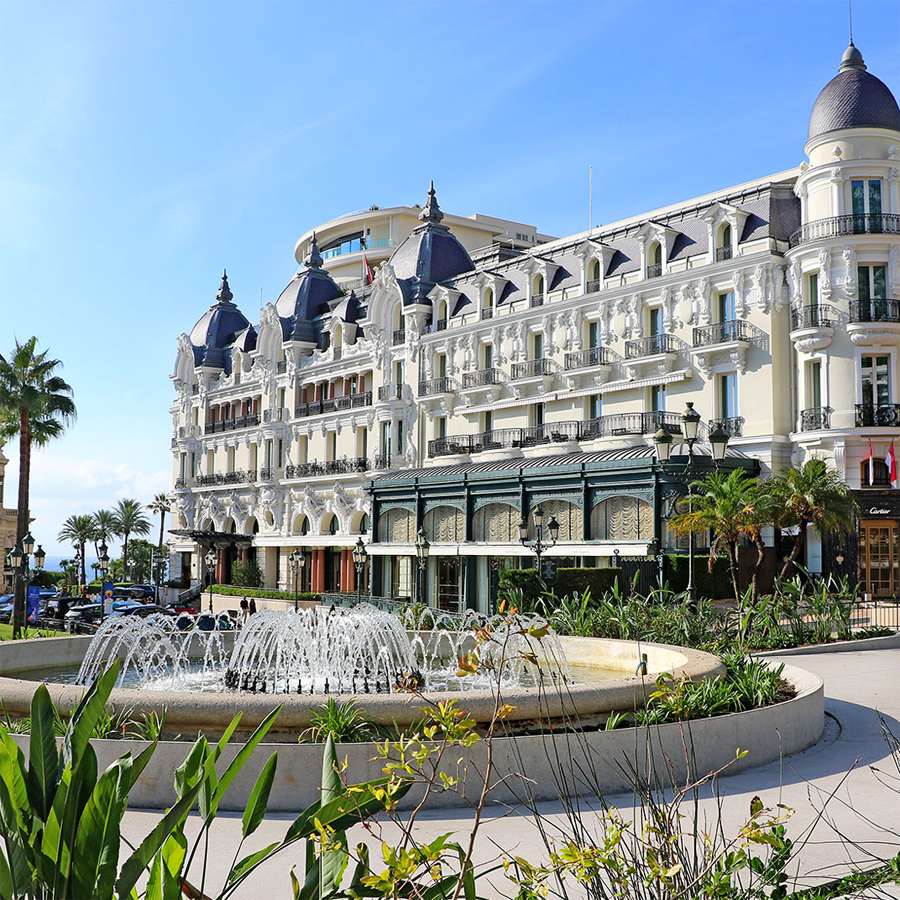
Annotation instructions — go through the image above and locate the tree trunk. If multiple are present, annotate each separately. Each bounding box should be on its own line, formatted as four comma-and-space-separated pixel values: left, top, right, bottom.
750, 532, 766, 603
728, 541, 741, 605
123, 532, 129, 581
12, 409, 30, 638
779, 520, 809, 579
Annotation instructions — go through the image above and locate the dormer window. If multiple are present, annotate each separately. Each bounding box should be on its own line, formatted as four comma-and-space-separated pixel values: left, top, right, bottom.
587, 258, 602, 293
435, 300, 448, 331
531, 274, 545, 307
482, 288, 494, 320
716, 224, 733, 262
648, 243, 662, 278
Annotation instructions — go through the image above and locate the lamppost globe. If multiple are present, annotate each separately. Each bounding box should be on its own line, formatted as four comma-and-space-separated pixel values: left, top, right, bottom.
34, 545, 46, 569
653, 427, 673, 463
709, 424, 729, 461
547, 516, 560, 544
517, 518, 528, 542
682, 402, 701, 442
8, 546, 23, 570
22, 532, 35, 556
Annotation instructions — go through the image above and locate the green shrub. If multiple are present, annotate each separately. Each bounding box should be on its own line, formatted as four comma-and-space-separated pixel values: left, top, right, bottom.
554, 567, 622, 599
211, 584, 321, 602
666, 554, 733, 599
231, 558, 263, 588
497, 568, 544, 611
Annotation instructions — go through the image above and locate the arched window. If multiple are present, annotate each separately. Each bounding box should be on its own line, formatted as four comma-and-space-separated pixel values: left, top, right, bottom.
532, 274, 544, 306
321, 513, 339, 535
377, 508, 416, 543
292, 514, 309, 535
473, 503, 520, 542
717, 224, 733, 262
525, 500, 583, 542
333, 324, 343, 356
648, 243, 662, 278
436, 300, 448, 331
587, 258, 601, 290
423, 506, 466, 542
590, 497, 654, 540
482, 288, 494, 320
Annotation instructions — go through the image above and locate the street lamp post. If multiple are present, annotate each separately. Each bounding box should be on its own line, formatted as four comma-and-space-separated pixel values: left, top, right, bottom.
414, 527, 430, 605
518, 509, 560, 578
288, 550, 305, 613
653, 402, 729, 610
352, 537, 368, 605
205, 549, 218, 614
6, 534, 45, 633
98, 542, 110, 623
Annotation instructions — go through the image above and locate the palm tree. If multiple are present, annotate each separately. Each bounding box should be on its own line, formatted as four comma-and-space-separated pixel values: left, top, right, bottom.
669, 469, 769, 604
91, 509, 118, 561
767, 458, 858, 579
149, 492, 170, 551
57, 513, 95, 587
112, 498, 150, 580
0, 337, 75, 636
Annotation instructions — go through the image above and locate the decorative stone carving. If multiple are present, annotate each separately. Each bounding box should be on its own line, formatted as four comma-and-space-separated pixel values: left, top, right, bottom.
818, 249, 832, 299
733, 270, 747, 317
890, 245, 900, 299
773, 265, 788, 313
788, 260, 802, 305
542, 314, 558, 355
841, 246, 857, 298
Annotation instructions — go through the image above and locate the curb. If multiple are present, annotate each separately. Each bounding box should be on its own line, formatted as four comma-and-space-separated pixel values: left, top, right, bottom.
755, 632, 899, 657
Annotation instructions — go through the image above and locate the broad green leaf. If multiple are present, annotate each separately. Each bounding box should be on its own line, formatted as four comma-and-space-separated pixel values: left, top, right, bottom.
241, 752, 277, 838
26, 684, 60, 822
348, 841, 371, 890
70, 762, 127, 899
115, 774, 205, 897
198, 715, 242, 821
125, 737, 160, 794
224, 841, 280, 889
0, 773, 32, 897
0, 731, 31, 832
174, 734, 208, 800
319, 733, 346, 898
64, 659, 120, 769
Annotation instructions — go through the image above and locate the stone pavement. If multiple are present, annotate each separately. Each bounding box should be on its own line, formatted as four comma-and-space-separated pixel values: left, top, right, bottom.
121, 643, 900, 899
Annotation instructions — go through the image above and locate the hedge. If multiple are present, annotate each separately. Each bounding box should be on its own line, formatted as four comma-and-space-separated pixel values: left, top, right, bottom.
665, 555, 733, 599
497, 569, 544, 611
210, 585, 321, 602
554, 567, 622, 599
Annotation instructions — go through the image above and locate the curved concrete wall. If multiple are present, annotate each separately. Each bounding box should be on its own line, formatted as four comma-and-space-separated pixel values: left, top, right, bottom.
6, 663, 823, 812
0, 636, 723, 740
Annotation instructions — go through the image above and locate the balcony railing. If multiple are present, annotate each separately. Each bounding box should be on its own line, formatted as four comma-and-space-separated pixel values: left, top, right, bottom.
849, 299, 900, 324
692, 319, 753, 348
276, 360, 287, 374
586, 278, 601, 294
294, 392, 372, 418
511, 358, 557, 379
791, 304, 837, 330
715, 246, 733, 262
707, 416, 744, 438
373, 455, 392, 469
856, 403, 900, 427
174, 477, 195, 489
197, 470, 256, 487
530, 293, 544, 308
624, 333, 679, 359
284, 458, 370, 479
434, 319, 448, 332
258, 466, 282, 481
191, 384, 199, 395
462, 368, 504, 388
647, 264, 662, 278
480, 308, 494, 320
788, 213, 900, 248
419, 377, 458, 396
602, 410, 683, 437
564, 346, 614, 370
428, 436, 473, 457
263, 407, 287, 423
800, 407, 833, 431
378, 384, 404, 401
392, 328, 406, 346
204, 414, 259, 435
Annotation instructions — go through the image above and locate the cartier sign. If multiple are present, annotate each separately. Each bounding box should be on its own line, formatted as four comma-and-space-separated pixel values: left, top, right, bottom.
869, 507, 891, 515
855, 491, 900, 518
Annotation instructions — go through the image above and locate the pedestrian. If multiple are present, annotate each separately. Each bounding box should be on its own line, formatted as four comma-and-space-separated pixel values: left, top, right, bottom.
248, 597, 257, 616
240, 597, 249, 623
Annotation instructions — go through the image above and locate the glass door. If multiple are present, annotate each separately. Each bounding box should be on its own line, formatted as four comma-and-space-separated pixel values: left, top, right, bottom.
859, 520, 899, 598
436, 556, 461, 612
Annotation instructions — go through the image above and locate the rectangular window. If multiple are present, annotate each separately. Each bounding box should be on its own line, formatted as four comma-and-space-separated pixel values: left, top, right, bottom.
249, 443, 258, 471
227, 447, 235, 473
858, 265, 887, 302
436, 417, 447, 439
806, 360, 822, 409
396, 419, 403, 453
265, 440, 272, 468
190, 452, 196, 476
807, 273, 819, 306
326, 431, 337, 461
532, 333, 544, 359
347, 376, 358, 395
297, 436, 308, 464
649, 307, 663, 337
278, 387, 286, 409
276, 439, 283, 467
718, 291, 736, 322
179, 453, 186, 480
587, 394, 602, 419
482, 410, 493, 433
718, 372, 738, 419
588, 321, 600, 348
357, 427, 368, 459
436, 354, 447, 378
207, 450, 215, 474
852, 179, 882, 215
532, 403, 545, 427
861, 355, 891, 407
381, 422, 392, 458
650, 385, 665, 413
393, 361, 404, 386
482, 343, 493, 368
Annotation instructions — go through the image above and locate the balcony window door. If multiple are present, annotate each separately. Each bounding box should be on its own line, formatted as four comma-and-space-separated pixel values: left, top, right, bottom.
357, 427, 368, 459
806, 360, 822, 409
858, 265, 887, 304
326, 431, 337, 462
227, 447, 235, 474
650, 385, 665, 413
532, 403, 545, 427
393, 360, 404, 387
436, 417, 447, 440
806, 273, 819, 307
649, 307, 663, 338
482, 288, 493, 319
588, 321, 600, 349
482, 410, 493, 433
532, 333, 544, 360
861, 355, 891, 408
851, 179, 883, 232
482, 343, 493, 369
718, 291, 736, 323
718, 372, 738, 420
587, 394, 602, 420
381, 422, 392, 459
436, 354, 447, 379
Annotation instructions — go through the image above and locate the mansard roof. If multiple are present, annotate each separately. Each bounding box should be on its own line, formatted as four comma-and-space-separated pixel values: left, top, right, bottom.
188, 271, 252, 370
274, 234, 342, 343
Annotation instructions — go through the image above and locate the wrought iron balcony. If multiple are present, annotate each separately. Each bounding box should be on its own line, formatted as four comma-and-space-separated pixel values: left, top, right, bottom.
434, 319, 448, 332
692, 319, 753, 348
419, 377, 458, 396
788, 212, 900, 248
276, 360, 287, 374
849, 299, 900, 323
373, 455, 392, 469
511, 358, 557, 380
392, 328, 406, 346
646, 264, 662, 278
715, 246, 733, 262
480, 308, 494, 320
378, 384, 404, 401
258, 466, 282, 481
564, 346, 614, 370
624, 333, 678, 359
707, 416, 744, 438
462, 368, 504, 388
284, 458, 370, 479
791, 305, 837, 330
204, 414, 259, 435
602, 411, 683, 437
856, 403, 900, 427
586, 278, 601, 294
197, 470, 256, 487
800, 407, 832, 431
263, 407, 287, 423
530, 293, 544, 308
174, 477, 195, 489
428, 436, 474, 458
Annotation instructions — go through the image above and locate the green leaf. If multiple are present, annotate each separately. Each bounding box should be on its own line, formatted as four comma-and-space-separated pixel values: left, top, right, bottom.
25, 685, 60, 822
241, 753, 277, 838
226, 841, 280, 887
174, 734, 209, 800
0, 730, 31, 832
319, 733, 346, 898
64, 659, 120, 769
0, 772, 32, 898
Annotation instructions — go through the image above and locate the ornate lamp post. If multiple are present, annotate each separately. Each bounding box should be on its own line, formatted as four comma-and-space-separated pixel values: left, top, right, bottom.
151, 551, 168, 605
205, 548, 218, 614
352, 537, 368, 605
98, 542, 110, 622
7, 534, 45, 631
289, 549, 305, 612
414, 527, 430, 605
518, 508, 560, 577
653, 402, 729, 610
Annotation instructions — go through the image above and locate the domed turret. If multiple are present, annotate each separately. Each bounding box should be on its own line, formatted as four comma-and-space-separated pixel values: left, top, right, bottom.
274, 233, 341, 344
808, 42, 900, 141
188, 271, 252, 369
389, 182, 474, 301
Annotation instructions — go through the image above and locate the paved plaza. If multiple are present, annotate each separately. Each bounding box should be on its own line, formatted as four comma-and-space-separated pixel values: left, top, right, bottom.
121, 641, 900, 898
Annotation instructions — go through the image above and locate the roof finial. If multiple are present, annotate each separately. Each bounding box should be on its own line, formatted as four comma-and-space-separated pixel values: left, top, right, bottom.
419, 180, 444, 224
305, 232, 323, 269
215, 269, 234, 303
848, 0, 853, 43
840, 37, 866, 72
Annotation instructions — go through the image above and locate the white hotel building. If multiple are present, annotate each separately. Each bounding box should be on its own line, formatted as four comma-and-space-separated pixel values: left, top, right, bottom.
169, 42, 900, 608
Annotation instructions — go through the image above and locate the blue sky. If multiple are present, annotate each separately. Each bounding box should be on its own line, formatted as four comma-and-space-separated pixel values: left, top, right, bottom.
2, 0, 898, 558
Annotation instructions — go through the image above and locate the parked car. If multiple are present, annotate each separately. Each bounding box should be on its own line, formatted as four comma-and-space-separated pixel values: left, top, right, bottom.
63, 600, 143, 629
108, 603, 175, 619
123, 584, 156, 599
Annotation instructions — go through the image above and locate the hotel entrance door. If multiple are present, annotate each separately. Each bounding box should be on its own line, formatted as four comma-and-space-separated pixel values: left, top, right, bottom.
859, 519, 899, 598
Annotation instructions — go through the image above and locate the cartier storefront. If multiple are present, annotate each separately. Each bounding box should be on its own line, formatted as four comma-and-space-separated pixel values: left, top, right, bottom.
854, 491, 900, 599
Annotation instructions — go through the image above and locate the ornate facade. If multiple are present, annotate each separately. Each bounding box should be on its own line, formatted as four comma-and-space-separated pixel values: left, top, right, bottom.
170, 42, 900, 608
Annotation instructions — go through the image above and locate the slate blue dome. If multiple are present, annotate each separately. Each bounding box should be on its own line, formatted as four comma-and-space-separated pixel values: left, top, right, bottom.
808, 43, 900, 140
274, 233, 341, 344
189, 271, 252, 369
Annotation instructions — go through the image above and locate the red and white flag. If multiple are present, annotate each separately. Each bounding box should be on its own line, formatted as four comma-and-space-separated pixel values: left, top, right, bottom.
887, 441, 899, 489
364, 255, 374, 285
867, 440, 875, 485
